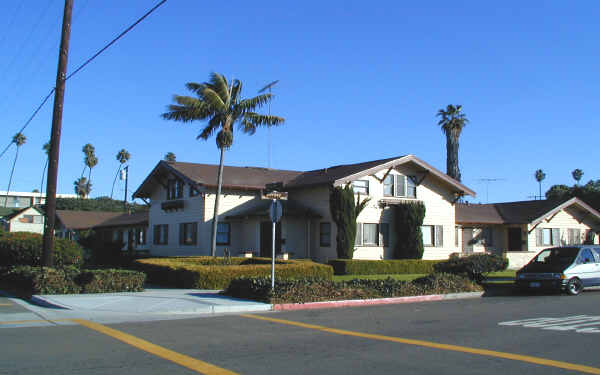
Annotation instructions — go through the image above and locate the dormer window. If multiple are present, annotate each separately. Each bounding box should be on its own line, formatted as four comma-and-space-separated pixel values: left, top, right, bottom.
167, 179, 183, 200
383, 174, 417, 198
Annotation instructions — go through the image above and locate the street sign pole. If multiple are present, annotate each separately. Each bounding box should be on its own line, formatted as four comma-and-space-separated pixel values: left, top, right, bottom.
271, 198, 276, 290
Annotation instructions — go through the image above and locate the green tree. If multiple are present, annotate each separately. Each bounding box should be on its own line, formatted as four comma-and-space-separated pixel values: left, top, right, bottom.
162, 72, 284, 256
4, 132, 27, 206
437, 105, 469, 181
164, 152, 176, 162
572, 169, 584, 185
85, 154, 98, 197
394, 202, 426, 259
111, 149, 131, 199
40, 141, 50, 196
74, 177, 91, 199
535, 169, 546, 200
81, 143, 95, 178
329, 184, 370, 259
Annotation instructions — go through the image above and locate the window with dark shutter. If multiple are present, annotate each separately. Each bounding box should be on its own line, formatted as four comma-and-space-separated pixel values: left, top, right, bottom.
380, 223, 389, 247
435, 225, 444, 247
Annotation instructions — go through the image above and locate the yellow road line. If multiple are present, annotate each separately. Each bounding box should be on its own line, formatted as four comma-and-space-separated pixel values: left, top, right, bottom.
240, 314, 600, 375
0, 303, 12, 306
72, 319, 239, 375
0, 319, 69, 325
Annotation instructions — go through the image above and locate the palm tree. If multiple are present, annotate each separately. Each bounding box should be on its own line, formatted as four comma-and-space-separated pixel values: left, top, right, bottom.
436, 105, 469, 182
85, 154, 98, 198
572, 169, 584, 186
81, 143, 95, 178
39, 141, 50, 200
4, 132, 27, 206
535, 169, 546, 200
74, 177, 91, 199
164, 152, 176, 162
111, 149, 131, 198
162, 72, 285, 256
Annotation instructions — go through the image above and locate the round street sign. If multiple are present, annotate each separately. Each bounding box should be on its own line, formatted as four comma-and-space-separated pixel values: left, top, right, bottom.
269, 200, 282, 222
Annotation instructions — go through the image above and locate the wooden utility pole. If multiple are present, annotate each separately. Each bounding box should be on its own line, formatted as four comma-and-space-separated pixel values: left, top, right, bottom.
42, 0, 74, 267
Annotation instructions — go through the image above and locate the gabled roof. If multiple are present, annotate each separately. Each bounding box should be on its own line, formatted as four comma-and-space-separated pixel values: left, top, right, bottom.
456, 197, 600, 226
3, 206, 41, 221
94, 211, 148, 228
134, 155, 476, 198
56, 210, 123, 230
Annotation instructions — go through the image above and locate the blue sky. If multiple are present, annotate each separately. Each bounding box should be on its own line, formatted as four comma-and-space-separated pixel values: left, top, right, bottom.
0, 1, 598, 204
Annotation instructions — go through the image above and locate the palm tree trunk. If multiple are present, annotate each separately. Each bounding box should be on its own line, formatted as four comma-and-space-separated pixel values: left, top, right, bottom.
111, 165, 122, 199
446, 131, 461, 182
4, 147, 20, 207
40, 158, 48, 200
210, 147, 226, 257
87, 168, 92, 199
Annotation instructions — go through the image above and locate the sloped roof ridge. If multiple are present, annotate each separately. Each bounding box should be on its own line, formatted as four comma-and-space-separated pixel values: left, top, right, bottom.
169, 160, 302, 173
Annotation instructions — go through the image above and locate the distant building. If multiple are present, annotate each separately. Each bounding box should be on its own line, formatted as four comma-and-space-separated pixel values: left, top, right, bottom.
0, 206, 45, 233
0, 191, 78, 209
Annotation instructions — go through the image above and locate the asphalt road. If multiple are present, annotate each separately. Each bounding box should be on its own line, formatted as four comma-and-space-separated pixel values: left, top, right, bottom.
2, 291, 600, 375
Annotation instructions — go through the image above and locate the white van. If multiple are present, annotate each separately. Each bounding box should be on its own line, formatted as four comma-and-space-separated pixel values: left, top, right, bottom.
515, 245, 600, 295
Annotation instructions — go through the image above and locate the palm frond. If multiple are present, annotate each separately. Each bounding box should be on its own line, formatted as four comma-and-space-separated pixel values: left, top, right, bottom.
185, 82, 207, 96
161, 96, 212, 122
230, 79, 243, 103
202, 88, 227, 112
242, 112, 285, 127
197, 116, 221, 140
238, 93, 272, 112
207, 72, 230, 104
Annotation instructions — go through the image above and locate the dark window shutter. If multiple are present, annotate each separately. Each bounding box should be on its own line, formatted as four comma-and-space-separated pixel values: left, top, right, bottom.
535, 228, 542, 246
192, 223, 198, 245
356, 223, 362, 246
179, 223, 184, 245
164, 225, 169, 244
435, 225, 443, 247
552, 228, 560, 245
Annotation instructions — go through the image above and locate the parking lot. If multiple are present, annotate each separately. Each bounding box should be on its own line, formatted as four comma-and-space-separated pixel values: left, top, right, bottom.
2, 291, 600, 374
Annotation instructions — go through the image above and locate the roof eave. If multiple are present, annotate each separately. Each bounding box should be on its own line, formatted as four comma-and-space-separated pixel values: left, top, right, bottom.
530, 197, 600, 227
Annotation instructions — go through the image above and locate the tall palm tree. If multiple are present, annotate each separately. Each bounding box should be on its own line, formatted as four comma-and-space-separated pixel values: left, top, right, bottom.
162, 72, 285, 256
85, 154, 98, 198
572, 169, 583, 186
74, 177, 91, 199
535, 169, 546, 200
81, 143, 95, 178
436, 105, 469, 182
39, 142, 50, 199
4, 132, 26, 206
111, 148, 131, 198
164, 152, 176, 162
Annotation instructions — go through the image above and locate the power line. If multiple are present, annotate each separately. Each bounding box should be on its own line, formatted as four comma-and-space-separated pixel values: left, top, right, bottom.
0, 0, 168, 162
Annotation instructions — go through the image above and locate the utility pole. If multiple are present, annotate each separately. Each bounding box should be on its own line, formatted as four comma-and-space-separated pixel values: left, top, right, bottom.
42, 0, 74, 267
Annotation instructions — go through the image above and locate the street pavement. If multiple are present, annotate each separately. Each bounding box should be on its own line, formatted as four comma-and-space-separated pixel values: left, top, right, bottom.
2, 290, 600, 374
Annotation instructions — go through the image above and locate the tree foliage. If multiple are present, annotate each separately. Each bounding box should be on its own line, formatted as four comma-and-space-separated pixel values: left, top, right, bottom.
52, 196, 148, 212
329, 184, 370, 259
572, 169, 584, 185
393, 202, 426, 259
437, 105, 468, 181
546, 179, 600, 211
164, 152, 176, 162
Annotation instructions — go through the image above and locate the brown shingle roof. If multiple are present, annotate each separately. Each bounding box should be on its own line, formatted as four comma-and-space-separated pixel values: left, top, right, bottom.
56, 210, 123, 230
95, 211, 148, 228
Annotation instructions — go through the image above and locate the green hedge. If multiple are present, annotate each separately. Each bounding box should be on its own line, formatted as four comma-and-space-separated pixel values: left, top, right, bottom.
328, 259, 442, 275
433, 254, 508, 282
0, 266, 145, 297
0, 232, 83, 268
133, 256, 333, 289
223, 273, 482, 304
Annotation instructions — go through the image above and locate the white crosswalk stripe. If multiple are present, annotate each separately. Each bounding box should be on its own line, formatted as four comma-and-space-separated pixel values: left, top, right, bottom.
499, 315, 600, 333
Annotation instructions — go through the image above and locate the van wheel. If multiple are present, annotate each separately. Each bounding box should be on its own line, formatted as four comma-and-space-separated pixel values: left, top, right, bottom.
566, 278, 583, 295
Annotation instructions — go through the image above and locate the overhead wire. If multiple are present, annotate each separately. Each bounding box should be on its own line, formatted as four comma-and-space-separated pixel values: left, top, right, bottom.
0, 0, 168, 162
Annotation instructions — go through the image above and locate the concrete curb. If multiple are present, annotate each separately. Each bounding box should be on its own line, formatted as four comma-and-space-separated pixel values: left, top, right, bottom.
273, 292, 484, 311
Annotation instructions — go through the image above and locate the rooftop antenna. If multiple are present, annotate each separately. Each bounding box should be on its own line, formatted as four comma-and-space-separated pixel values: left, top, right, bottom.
258, 80, 279, 168
476, 178, 506, 203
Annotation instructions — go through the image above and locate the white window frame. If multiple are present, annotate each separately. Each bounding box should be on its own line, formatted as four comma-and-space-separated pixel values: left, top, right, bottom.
352, 180, 369, 195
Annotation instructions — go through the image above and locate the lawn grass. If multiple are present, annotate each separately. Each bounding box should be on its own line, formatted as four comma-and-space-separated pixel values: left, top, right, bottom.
332, 274, 426, 282
486, 270, 516, 278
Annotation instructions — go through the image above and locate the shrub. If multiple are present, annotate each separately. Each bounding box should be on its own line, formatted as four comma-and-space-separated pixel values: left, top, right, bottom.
0, 266, 145, 297
394, 202, 426, 259
328, 259, 441, 275
223, 273, 481, 304
133, 257, 333, 289
433, 253, 508, 282
0, 232, 83, 268
329, 184, 370, 259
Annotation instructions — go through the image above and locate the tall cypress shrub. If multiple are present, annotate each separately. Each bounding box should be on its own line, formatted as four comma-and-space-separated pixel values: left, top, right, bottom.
394, 202, 426, 259
329, 184, 370, 259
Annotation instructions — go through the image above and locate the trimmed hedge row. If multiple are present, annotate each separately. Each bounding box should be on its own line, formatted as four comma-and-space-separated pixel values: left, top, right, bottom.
328, 259, 442, 275
223, 273, 482, 304
433, 253, 508, 281
0, 266, 145, 297
133, 257, 333, 289
0, 231, 83, 268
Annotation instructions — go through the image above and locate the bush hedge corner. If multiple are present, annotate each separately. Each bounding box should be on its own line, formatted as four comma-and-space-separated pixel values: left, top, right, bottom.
0, 232, 83, 268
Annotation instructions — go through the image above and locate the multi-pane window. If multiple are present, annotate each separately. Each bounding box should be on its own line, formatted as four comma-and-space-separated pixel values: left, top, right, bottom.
384, 175, 417, 198
355, 223, 389, 246
568, 228, 581, 245
422, 225, 443, 247
537, 228, 560, 246
22, 215, 42, 224
320, 222, 331, 247
153, 224, 168, 245
167, 179, 183, 200
216, 223, 230, 245
179, 222, 197, 246
352, 180, 369, 195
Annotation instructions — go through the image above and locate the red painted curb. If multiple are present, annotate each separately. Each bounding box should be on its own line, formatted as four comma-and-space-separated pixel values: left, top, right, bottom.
274, 294, 446, 311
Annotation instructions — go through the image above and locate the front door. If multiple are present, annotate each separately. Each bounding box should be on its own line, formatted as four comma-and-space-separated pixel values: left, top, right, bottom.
463, 228, 474, 255
260, 221, 282, 257
508, 228, 522, 252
